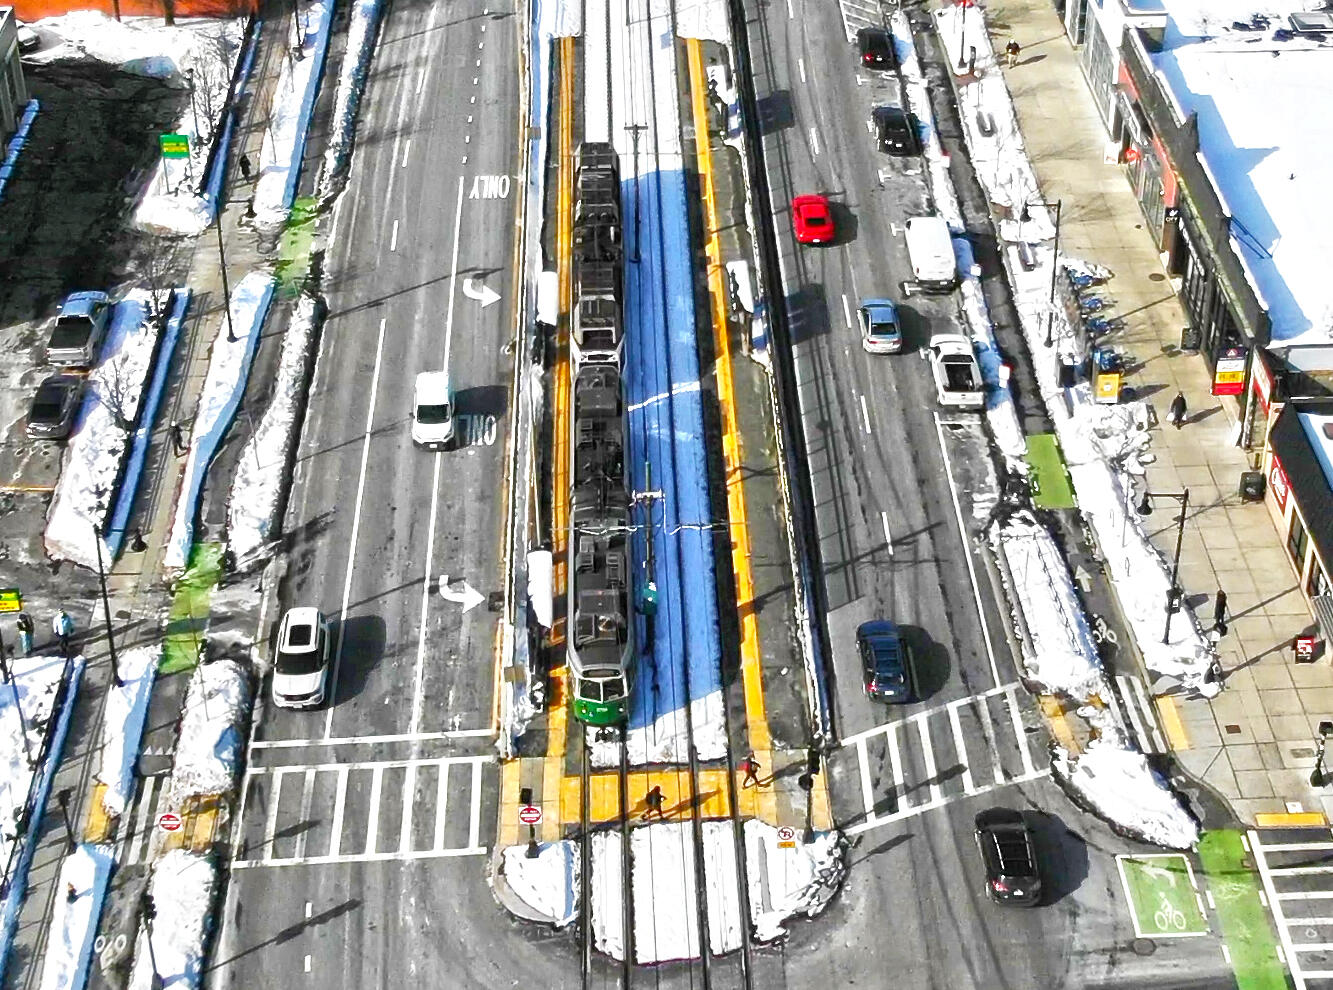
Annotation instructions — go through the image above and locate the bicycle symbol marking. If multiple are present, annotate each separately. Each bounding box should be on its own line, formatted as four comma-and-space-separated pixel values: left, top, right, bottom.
1090, 615, 1118, 646
1153, 893, 1187, 932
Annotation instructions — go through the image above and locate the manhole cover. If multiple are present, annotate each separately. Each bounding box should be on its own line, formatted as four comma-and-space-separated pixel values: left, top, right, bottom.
1149, 272, 1166, 282
1131, 938, 1157, 956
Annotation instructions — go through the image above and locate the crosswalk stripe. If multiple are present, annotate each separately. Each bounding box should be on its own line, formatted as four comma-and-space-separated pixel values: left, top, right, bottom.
295, 769, 316, 861
329, 766, 348, 857
434, 760, 451, 850
1114, 679, 1153, 752
973, 696, 1006, 786
856, 736, 878, 821
264, 769, 285, 860
400, 762, 417, 854
1127, 676, 1168, 751
886, 721, 905, 813
916, 714, 941, 805
469, 759, 483, 849
947, 701, 977, 794
365, 766, 384, 856
844, 768, 1052, 836
121, 774, 162, 865
1004, 685, 1038, 778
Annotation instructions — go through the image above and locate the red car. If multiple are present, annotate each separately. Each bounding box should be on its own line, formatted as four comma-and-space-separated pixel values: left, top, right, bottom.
792, 194, 835, 245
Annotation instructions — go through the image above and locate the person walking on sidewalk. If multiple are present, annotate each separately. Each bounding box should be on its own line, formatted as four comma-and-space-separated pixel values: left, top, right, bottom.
52, 610, 74, 658
642, 785, 664, 820
170, 423, 188, 456
66, 882, 78, 903
1004, 39, 1021, 68
15, 612, 33, 656
1168, 390, 1187, 429
1213, 589, 1229, 637
239, 153, 253, 182
740, 751, 761, 789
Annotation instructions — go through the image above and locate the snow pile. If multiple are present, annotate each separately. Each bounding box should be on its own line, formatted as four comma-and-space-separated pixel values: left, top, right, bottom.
500, 840, 579, 928
0, 655, 69, 869
227, 292, 322, 566
628, 822, 731, 961
537, 0, 582, 37
95, 646, 159, 818
37, 844, 115, 990
44, 293, 155, 570
931, 3, 1216, 692
127, 850, 217, 990
1065, 399, 1155, 473
27, 11, 223, 78
589, 831, 624, 959
318, 0, 384, 203
990, 510, 1106, 701
163, 272, 274, 575
253, 1, 334, 232
745, 821, 844, 943
1054, 710, 1199, 849
894, 15, 1026, 470
169, 660, 251, 802
674, 0, 729, 42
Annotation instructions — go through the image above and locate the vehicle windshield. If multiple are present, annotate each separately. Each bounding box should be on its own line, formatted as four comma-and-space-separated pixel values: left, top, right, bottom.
49, 317, 92, 348
416, 402, 451, 425
31, 398, 63, 420
805, 212, 829, 226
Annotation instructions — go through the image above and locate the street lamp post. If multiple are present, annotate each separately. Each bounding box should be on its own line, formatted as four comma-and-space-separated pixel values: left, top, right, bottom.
1020, 199, 1063, 347
216, 211, 238, 344
92, 524, 124, 688
957, 2, 968, 69
1137, 489, 1190, 645
1312, 721, 1333, 787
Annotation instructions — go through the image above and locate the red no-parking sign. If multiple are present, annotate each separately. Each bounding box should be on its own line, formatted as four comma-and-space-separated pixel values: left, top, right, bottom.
157, 813, 182, 833
518, 805, 543, 826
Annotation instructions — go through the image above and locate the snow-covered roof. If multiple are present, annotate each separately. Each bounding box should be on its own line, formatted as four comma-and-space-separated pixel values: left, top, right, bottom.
1152, 0, 1333, 346
1298, 407, 1333, 494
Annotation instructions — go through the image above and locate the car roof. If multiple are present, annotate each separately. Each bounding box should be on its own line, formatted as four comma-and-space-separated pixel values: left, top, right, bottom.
35, 374, 80, 397
874, 105, 909, 123
858, 619, 899, 640
858, 26, 890, 41
280, 607, 323, 652
861, 299, 897, 319
60, 291, 109, 316
793, 194, 828, 209
975, 807, 1026, 831
930, 333, 972, 353
415, 370, 452, 401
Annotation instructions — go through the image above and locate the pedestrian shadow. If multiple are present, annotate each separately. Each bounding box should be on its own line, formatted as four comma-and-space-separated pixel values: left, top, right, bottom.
1018, 54, 1048, 66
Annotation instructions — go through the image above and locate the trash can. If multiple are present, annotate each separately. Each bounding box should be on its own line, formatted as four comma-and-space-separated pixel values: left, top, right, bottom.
1180, 326, 1202, 352
1239, 470, 1266, 502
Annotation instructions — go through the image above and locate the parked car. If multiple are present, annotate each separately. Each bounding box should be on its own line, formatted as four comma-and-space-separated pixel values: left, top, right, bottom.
858, 299, 902, 353
857, 26, 897, 70
16, 22, 39, 53
873, 105, 920, 156
272, 607, 331, 709
857, 619, 913, 703
25, 374, 85, 441
45, 291, 112, 367
974, 808, 1043, 906
792, 194, 835, 245
904, 216, 957, 292
411, 370, 455, 449
928, 333, 984, 410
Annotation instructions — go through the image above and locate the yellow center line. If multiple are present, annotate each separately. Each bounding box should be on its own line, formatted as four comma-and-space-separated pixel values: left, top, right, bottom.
686, 40, 777, 824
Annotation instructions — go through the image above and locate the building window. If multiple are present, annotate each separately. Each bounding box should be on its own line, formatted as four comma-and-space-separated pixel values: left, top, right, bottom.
1288, 510, 1309, 567
1311, 562, 1329, 599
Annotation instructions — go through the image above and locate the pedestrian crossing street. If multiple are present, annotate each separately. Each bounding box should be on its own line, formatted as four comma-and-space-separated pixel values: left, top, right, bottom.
231, 755, 493, 868
840, 682, 1050, 836
1251, 827, 1333, 990
1105, 673, 1168, 754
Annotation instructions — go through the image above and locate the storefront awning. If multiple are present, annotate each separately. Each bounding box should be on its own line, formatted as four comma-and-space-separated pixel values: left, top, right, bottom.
1270, 402, 1333, 571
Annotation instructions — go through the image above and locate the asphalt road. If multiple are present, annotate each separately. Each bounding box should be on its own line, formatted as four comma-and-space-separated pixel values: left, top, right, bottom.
209, 0, 528, 986
740, 0, 1238, 986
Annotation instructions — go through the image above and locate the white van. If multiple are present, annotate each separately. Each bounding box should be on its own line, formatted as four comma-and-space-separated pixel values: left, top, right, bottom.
904, 216, 957, 293
412, 371, 455, 449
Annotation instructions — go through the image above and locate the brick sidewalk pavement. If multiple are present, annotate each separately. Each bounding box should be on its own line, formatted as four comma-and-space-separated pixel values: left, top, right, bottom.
985, 0, 1328, 823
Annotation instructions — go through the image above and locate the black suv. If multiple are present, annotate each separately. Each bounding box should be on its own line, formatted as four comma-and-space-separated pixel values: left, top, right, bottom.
974, 808, 1043, 906
873, 105, 921, 156
857, 27, 897, 71
857, 620, 913, 703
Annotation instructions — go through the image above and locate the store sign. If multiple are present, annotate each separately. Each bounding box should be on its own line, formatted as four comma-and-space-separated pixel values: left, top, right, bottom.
1164, 206, 1180, 222
1252, 351, 1274, 412
1212, 346, 1248, 397
1095, 372, 1122, 403
1270, 455, 1290, 511
1295, 636, 1317, 662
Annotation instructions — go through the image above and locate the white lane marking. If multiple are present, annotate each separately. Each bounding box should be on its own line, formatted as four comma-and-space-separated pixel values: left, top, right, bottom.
400, 761, 417, 853
442, 175, 466, 372
294, 768, 316, 861
947, 701, 976, 794
841, 293, 852, 329
1004, 684, 1038, 778
1127, 674, 1167, 751
434, 760, 451, 850
304, 955, 311, 973
364, 765, 384, 856
252, 728, 493, 749
916, 714, 941, 805
401, 139, 411, 167
859, 394, 871, 434
974, 693, 1007, 785
126, 775, 159, 864
1270, 866, 1333, 876
880, 511, 893, 555
246, 755, 492, 776
324, 316, 389, 740
933, 412, 1002, 688
305, 902, 313, 919
390, 218, 400, 252
786, 0, 792, 17
843, 768, 1050, 836
413, 5, 438, 103
855, 736, 876, 822
798, 57, 806, 83
468, 758, 483, 849
843, 682, 1021, 745
233, 846, 488, 869
328, 766, 348, 857
263, 769, 285, 860
1115, 676, 1154, 754
886, 720, 905, 810
809, 127, 821, 157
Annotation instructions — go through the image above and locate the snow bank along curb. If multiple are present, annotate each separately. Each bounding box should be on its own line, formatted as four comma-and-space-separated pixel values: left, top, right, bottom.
196, 18, 262, 225
931, 4, 1216, 695
0, 657, 86, 980
105, 289, 190, 558
44, 293, 155, 570
37, 843, 114, 990
128, 850, 218, 990
168, 660, 252, 803
253, 0, 335, 232
95, 646, 160, 818
317, 0, 386, 205
163, 271, 275, 576
226, 292, 326, 568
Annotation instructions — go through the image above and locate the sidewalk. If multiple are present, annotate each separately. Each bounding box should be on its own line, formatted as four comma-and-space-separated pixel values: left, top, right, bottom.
987, 0, 1327, 824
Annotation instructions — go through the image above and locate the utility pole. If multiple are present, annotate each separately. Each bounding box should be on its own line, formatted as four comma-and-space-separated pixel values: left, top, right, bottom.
92, 524, 124, 687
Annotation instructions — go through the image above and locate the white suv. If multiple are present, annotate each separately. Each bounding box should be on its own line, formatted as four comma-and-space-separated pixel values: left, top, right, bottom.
272, 607, 331, 709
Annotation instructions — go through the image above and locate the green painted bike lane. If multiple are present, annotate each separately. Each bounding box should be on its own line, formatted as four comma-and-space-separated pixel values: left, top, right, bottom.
1198, 830, 1291, 990
162, 542, 224, 673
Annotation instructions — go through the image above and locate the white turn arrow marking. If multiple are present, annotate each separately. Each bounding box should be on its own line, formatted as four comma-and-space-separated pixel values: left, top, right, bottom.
462, 278, 501, 308
438, 574, 486, 612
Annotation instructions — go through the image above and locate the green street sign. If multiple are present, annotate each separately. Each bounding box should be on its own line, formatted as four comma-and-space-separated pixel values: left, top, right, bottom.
159, 133, 190, 159
0, 588, 21, 613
